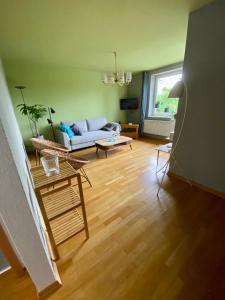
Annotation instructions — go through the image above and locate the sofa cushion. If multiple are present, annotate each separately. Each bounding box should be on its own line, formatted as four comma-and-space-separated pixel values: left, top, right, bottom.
70, 123, 83, 135
101, 123, 117, 131
70, 130, 117, 145
62, 119, 88, 132
87, 117, 107, 131
59, 123, 75, 138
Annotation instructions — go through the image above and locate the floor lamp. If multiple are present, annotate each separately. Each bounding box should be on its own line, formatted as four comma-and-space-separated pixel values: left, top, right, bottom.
157, 80, 192, 197
15, 86, 34, 137
47, 107, 56, 141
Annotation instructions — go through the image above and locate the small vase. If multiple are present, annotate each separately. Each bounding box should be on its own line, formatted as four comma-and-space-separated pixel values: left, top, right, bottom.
41, 155, 60, 177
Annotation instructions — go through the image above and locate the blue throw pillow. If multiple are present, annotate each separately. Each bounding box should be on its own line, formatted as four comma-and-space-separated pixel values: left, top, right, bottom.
59, 123, 75, 138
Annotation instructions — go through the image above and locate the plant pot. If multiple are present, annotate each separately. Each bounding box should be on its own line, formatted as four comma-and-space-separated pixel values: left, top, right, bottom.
164, 107, 170, 113
35, 134, 44, 140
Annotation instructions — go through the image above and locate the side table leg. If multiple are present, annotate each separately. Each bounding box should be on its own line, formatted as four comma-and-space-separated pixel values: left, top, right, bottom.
77, 174, 89, 240
35, 149, 39, 166
156, 150, 159, 170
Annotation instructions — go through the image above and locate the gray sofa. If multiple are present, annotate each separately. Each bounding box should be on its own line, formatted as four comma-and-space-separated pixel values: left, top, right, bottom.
56, 117, 121, 151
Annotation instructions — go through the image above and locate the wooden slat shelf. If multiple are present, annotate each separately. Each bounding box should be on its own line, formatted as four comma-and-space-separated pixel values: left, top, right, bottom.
32, 161, 76, 190
42, 186, 81, 220
50, 209, 84, 246
31, 161, 89, 260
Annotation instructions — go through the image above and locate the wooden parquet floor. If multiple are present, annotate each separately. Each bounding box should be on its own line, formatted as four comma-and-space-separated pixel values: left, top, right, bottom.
1, 138, 225, 300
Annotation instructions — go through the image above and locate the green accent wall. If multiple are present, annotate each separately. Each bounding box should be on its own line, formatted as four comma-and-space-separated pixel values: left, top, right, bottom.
127, 73, 143, 123
3, 62, 127, 147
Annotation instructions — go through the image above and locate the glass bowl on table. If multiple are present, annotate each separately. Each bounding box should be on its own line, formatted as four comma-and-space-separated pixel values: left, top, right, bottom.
41, 155, 60, 176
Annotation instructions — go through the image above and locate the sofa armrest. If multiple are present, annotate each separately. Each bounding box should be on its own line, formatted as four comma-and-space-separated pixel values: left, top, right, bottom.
55, 130, 71, 150
110, 122, 121, 134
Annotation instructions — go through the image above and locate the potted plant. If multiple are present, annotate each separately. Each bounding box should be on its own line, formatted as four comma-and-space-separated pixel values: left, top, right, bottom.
164, 107, 170, 113
154, 101, 160, 113
17, 104, 47, 137
154, 101, 160, 109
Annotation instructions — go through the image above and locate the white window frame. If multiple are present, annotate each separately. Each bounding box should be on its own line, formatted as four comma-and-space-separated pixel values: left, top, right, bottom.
147, 65, 183, 120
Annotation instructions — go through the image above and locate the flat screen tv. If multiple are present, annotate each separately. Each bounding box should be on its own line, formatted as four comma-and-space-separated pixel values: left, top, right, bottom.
120, 98, 138, 110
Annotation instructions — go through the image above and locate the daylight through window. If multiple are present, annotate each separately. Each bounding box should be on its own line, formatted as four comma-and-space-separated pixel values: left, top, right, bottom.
148, 67, 182, 118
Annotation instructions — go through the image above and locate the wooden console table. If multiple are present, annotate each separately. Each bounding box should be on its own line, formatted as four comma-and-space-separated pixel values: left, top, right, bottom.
31, 161, 89, 260
121, 123, 139, 139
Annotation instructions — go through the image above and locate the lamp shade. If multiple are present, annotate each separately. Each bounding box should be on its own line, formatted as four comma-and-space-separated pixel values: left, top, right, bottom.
15, 86, 26, 90
168, 80, 184, 98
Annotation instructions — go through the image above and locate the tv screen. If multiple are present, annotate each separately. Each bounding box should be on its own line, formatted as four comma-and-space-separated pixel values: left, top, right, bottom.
120, 98, 138, 110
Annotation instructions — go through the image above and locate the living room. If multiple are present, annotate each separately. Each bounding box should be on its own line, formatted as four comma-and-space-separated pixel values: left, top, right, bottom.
0, 0, 225, 299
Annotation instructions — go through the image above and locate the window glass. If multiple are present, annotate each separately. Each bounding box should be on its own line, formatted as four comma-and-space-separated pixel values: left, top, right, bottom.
149, 67, 182, 118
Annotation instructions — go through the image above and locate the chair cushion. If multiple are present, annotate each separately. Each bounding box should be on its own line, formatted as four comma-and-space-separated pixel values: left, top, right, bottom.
70, 130, 117, 145
87, 117, 107, 131
62, 120, 88, 132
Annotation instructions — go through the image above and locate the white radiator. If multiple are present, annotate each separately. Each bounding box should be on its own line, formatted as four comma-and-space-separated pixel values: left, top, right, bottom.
144, 119, 175, 137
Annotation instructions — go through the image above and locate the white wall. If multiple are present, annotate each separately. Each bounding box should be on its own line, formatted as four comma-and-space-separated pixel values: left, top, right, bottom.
170, 1, 225, 194
0, 60, 58, 291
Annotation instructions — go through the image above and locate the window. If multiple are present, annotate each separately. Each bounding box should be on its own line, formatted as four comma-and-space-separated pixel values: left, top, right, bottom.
148, 66, 182, 119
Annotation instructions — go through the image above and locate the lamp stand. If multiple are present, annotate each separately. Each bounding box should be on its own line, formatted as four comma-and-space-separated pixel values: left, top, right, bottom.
48, 107, 56, 141
156, 153, 192, 197
15, 86, 34, 137
156, 81, 192, 197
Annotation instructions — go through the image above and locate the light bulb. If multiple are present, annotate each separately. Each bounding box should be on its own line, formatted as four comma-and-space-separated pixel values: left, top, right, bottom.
125, 72, 132, 84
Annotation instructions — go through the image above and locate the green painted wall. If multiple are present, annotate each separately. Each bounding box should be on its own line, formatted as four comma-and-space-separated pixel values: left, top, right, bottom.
3, 62, 127, 147
127, 73, 142, 123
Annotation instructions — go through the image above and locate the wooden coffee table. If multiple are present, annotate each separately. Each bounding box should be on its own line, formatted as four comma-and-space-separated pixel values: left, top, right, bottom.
95, 135, 133, 158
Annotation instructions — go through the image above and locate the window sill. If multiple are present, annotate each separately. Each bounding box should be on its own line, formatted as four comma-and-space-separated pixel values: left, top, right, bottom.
146, 116, 173, 121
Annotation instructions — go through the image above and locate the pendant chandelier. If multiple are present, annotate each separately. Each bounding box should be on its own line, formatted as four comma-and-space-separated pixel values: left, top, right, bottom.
102, 51, 132, 86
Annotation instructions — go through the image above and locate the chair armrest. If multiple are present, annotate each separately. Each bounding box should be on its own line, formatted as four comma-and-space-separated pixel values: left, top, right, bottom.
110, 122, 121, 134
55, 130, 71, 150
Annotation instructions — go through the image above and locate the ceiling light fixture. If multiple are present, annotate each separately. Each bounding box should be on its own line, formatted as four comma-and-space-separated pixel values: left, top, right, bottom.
102, 51, 132, 86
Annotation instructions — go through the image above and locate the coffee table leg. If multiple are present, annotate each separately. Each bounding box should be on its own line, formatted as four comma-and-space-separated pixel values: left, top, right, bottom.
105, 151, 108, 158
130, 144, 132, 150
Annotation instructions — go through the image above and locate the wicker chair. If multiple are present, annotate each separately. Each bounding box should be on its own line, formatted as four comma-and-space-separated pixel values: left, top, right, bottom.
40, 148, 92, 187
31, 138, 92, 187
31, 137, 69, 165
